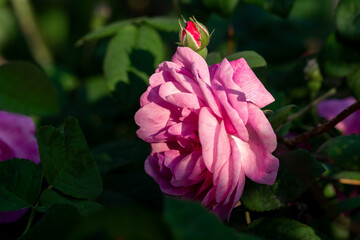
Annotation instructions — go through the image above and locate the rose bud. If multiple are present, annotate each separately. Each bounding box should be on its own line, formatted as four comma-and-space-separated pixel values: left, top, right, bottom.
179, 17, 211, 58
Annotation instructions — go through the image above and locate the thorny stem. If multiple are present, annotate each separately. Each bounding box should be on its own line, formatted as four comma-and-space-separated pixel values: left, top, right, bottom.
282, 100, 360, 147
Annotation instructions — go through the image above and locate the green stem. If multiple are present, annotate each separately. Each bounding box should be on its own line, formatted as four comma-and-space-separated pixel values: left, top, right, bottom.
11, 0, 53, 71
21, 204, 37, 237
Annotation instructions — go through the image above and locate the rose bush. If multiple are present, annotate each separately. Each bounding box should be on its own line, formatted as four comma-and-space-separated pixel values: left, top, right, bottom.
135, 47, 279, 220
0, 111, 40, 224
317, 97, 360, 135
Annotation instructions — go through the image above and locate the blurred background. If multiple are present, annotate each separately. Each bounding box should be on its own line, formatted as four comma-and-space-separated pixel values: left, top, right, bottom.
1, 0, 360, 239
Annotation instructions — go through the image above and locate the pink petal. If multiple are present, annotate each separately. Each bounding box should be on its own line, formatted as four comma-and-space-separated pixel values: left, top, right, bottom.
212, 120, 231, 183
171, 151, 204, 187
192, 63, 222, 117
0, 209, 27, 224
209, 58, 274, 108
198, 107, 219, 172
317, 97, 360, 135
247, 103, 277, 153
212, 58, 248, 124
172, 47, 211, 85
0, 111, 39, 164
212, 79, 249, 141
145, 153, 191, 196
135, 102, 171, 142
166, 92, 203, 109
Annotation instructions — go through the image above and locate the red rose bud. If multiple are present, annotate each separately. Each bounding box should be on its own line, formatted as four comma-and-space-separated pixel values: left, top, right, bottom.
179, 17, 211, 58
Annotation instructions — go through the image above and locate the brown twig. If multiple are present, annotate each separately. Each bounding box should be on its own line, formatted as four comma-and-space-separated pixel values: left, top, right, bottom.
282, 100, 360, 147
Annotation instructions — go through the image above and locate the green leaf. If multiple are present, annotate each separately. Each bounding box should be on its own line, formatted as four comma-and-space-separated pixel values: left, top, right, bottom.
37, 117, 102, 199
335, 0, 360, 42
135, 25, 165, 69
92, 140, 150, 174
227, 51, 267, 68
164, 198, 261, 240
68, 206, 171, 240
268, 104, 296, 130
104, 24, 138, 90
0, 159, 42, 211
319, 33, 360, 77
0, 62, 59, 116
243, 0, 296, 18
247, 217, 321, 240
347, 68, 360, 99
318, 135, 360, 171
77, 19, 134, 44
206, 52, 222, 65
39, 189, 104, 215
202, 0, 240, 15
333, 171, 360, 180
144, 16, 179, 32
241, 150, 325, 211
20, 205, 82, 240
336, 195, 360, 213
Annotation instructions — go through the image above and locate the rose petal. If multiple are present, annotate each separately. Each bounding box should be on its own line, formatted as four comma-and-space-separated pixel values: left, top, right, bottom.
0, 111, 39, 164
135, 102, 171, 142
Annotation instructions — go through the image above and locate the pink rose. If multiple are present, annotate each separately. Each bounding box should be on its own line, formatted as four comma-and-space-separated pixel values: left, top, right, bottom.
135, 47, 279, 220
0, 111, 40, 224
317, 97, 360, 135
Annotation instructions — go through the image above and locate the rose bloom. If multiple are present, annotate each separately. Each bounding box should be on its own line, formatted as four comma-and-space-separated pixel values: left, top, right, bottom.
317, 97, 360, 135
0, 111, 40, 224
135, 47, 279, 220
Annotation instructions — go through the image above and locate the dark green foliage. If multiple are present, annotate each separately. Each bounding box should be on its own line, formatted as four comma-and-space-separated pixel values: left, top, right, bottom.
247, 217, 321, 239
0, 159, 42, 211
164, 198, 261, 240
0, 62, 59, 115
37, 118, 102, 199
241, 150, 325, 211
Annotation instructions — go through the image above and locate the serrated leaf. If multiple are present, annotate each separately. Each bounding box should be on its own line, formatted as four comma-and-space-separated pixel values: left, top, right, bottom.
268, 104, 296, 130
135, 25, 164, 69
318, 135, 360, 171
335, 0, 360, 42
241, 150, 325, 211
227, 51, 267, 68
164, 198, 261, 240
68, 206, 171, 240
0, 159, 42, 211
37, 117, 102, 199
104, 24, 138, 90
319, 33, 360, 77
77, 18, 134, 44
40, 189, 104, 215
247, 217, 321, 240
0, 62, 59, 116
20, 205, 82, 240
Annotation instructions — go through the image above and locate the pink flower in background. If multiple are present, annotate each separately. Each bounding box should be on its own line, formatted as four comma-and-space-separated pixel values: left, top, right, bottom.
317, 97, 360, 135
135, 47, 279, 220
0, 111, 40, 224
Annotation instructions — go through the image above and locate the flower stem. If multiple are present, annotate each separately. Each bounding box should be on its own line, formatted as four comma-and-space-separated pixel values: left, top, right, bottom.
282, 100, 360, 147
288, 88, 337, 122
11, 0, 53, 71
21, 204, 37, 237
